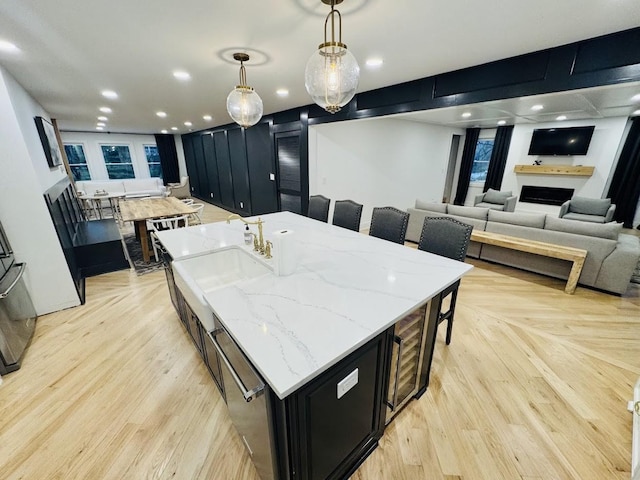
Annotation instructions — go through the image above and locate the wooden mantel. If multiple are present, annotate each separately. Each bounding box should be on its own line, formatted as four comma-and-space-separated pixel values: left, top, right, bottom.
513, 165, 595, 176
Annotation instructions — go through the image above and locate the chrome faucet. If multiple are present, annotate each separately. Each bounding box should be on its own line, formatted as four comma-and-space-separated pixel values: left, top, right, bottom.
227, 214, 265, 254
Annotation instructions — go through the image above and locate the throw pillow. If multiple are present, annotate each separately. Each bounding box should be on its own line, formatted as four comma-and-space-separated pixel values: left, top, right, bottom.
568, 196, 611, 216
483, 189, 512, 205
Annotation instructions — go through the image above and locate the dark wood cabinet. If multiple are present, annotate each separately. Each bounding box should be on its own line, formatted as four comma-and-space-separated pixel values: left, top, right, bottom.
202, 133, 221, 203
182, 122, 278, 216
228, 128, 251, 214
182, 136, 198, 197
246, 123, 278, 215
213, 131, 235, 208
191, 134, 209, 199
277, 330, 391, 480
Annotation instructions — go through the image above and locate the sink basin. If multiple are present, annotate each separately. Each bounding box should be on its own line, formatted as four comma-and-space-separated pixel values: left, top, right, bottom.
172, 247, 272, 330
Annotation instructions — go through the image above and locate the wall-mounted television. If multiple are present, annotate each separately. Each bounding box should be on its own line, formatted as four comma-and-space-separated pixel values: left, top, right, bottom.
528, 125, 595, 156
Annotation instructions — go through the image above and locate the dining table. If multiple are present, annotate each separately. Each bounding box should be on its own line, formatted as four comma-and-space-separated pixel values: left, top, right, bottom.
119, 196, 196, 262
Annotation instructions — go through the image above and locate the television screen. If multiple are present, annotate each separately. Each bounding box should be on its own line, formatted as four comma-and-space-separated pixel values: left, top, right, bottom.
528, 126, 595, 156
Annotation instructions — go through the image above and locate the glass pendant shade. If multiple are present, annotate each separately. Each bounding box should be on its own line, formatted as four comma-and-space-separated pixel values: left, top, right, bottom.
226, 86, 263, 128
305, 44, 359, 114
226, 53, 263, 128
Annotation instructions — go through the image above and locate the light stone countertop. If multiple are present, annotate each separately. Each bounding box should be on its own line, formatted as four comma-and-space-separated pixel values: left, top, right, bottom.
157, 211, 472, 399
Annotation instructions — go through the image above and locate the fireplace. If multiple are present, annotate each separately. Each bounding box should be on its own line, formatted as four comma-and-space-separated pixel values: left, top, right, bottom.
519, 185, 574, 206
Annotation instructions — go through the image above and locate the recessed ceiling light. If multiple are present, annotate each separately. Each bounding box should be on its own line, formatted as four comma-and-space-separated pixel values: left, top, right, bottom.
497, 120, 506, 125
184, 121, 192, 127
556, 115, 567, 121
96, 126, 104, 131
101, 90, 118, 99
97, 116, 108, 121
99, 106, 112, 113
461, 112, 471, 118
633, 109, 640, 116
173, 70, 191, 81
97, 122, 106, 127
276, 89, 289, 97
171, 127, 178, 131
531, 104, 544, 111
365, 58, 383, 68
161, 129, 168, 134
631, 94, 640, 102
0, 40, 19, 53
156, 111, 167, 118
203, 115, 213, 121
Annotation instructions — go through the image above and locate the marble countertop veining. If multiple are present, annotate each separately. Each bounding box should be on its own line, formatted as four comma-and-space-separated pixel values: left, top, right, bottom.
157, 211, 472, 399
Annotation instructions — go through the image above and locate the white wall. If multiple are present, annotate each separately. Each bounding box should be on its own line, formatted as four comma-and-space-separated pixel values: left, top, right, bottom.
309, 117, 464, 228
500, 117, 628, 214
0, 66, 79, 314
60, 131, 157, 180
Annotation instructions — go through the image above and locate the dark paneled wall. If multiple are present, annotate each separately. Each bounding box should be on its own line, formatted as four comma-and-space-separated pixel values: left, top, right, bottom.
182, 27, 640, 216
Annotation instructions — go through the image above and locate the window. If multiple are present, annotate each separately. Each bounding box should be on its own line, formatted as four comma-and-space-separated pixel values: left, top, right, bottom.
144, 145, 163, 178
101, 145, 134, 179
470, 138, 494, 183
64, 144, 91, 181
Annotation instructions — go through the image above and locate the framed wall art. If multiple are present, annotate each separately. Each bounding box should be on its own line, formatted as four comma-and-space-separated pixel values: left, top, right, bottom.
34, 116, 63, 167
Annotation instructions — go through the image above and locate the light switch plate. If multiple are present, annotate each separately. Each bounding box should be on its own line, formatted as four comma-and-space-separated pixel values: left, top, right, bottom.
269, 173, 275, 181
337, 368, 358, 399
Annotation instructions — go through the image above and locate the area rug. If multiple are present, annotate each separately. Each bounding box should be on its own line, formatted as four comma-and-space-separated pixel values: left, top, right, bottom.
122, 234, 164, 276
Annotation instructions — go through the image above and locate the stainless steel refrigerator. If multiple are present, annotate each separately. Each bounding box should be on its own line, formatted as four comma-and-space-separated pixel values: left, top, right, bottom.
0, 219, 36, 375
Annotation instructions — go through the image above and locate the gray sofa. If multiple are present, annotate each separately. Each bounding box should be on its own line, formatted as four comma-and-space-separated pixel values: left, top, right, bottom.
406, 200, 640, 295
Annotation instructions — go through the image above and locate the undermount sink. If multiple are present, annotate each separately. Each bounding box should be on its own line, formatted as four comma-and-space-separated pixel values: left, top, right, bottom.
172, 247, 272, 330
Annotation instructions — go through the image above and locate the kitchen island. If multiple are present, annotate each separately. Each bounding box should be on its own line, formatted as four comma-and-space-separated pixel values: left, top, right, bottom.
156, 211, 472, 480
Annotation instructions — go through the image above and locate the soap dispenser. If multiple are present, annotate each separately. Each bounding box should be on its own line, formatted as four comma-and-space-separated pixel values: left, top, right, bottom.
244, 224, 252, 245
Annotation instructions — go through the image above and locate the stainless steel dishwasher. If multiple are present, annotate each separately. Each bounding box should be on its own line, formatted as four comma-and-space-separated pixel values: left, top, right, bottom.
207, 326, 276, 480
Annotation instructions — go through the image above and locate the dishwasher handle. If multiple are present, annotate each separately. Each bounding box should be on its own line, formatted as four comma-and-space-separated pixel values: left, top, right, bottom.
207, 329, 265, 402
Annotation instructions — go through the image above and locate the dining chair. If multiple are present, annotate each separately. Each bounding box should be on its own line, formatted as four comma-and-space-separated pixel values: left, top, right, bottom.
418, 216, 472, 345
181, 198, 195, 205
369, 207, 409, 244
308, 195, 331, 222
188, 203, 205, 225
332, 199, 363, 232
148, 215, 189, 262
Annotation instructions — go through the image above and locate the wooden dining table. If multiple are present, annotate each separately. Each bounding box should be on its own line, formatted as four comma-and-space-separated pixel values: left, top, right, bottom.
119, 197, 196, 262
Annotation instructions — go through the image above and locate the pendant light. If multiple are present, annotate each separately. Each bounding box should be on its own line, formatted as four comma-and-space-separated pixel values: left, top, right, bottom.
226, 53, 263, 128
304, 0, 360, 114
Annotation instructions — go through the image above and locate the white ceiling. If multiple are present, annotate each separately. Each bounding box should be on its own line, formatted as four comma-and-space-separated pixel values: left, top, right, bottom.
1, 0, 640, 134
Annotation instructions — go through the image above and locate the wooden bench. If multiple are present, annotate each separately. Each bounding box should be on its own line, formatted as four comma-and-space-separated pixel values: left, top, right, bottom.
44, 178, 129, 303
470, 230, 587, 294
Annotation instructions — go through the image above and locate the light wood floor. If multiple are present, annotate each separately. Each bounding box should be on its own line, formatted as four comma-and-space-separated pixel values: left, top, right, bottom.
1, 201, 638, 480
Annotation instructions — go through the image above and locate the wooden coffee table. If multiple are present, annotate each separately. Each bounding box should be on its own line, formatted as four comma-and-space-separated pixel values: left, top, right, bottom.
119, 197, 196, 262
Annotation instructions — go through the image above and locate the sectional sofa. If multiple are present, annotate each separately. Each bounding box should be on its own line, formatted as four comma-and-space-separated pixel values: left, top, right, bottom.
406, 199, 640, 295
75, 178, 167, 198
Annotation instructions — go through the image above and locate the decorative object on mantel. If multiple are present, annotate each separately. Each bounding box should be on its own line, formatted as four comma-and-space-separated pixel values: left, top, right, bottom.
304, 0, 360, 114
514, 165, 595, 176
226, 52, 263, 128
533, 159, 542, 165
122, 234, 163, 275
